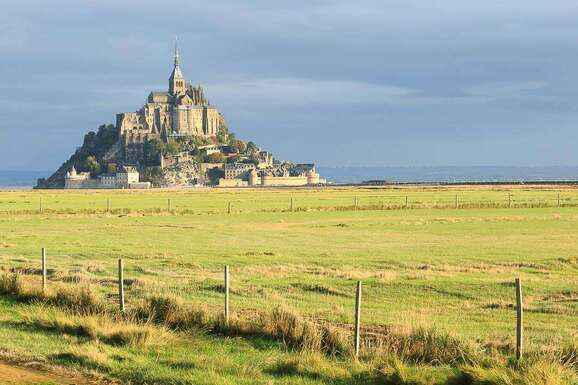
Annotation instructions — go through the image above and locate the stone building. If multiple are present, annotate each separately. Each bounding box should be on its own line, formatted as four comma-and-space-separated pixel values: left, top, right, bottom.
248, 166, 325, 187
224, 163, 256, 179
64, 165, 149, 189
116, 45, 224, 163
64, 166, 93, 189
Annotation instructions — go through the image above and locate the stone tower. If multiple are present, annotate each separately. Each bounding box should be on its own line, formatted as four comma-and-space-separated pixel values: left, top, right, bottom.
169, 43, 186, 96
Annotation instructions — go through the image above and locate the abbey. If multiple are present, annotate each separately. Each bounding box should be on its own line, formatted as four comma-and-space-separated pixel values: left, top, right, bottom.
37, 44, 327, 189
116, 45, 224, 162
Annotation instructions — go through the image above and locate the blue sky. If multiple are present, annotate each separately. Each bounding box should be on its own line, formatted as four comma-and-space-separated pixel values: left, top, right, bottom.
1, 0, 577, 170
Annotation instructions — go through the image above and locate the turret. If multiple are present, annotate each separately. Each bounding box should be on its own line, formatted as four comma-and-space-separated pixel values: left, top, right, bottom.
169, 42, 186, 96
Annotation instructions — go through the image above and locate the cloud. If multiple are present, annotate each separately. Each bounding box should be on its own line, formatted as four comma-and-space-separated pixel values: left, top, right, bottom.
464, 81, 548, 99
1, 0, 578, 170
207, 78, 417, 105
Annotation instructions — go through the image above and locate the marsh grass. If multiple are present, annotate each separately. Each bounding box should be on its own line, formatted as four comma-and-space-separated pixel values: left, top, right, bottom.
22, 305, 172, 347
1, 282, 577, 385
52, 342, 110, 368
0, 273, 104, 314
1, 186, 578, 384
365, 326, 482, 365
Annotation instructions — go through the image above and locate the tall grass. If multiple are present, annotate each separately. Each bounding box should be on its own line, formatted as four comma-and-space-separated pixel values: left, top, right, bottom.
1, 275, 577, 384
0, 273, 104, 314
22, 306, 171, 347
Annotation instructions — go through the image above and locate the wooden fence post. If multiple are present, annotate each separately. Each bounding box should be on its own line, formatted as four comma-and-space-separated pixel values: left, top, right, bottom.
557, 192, 560, 207
455, 193, 459, 209
515, 277, 523, 360
224, 265, 230, 323
107, 199, 110, 213
118, 259, 125, 313
290, 197, 293, 212
227, 201, 231, 215
405, 196, 408, 209
354, 281, 362, 358
41, 248, 47, 292
39, 197, 43, 214
508, 193, 512, 208
167, 198, 172, 211
354, 196, 358, 210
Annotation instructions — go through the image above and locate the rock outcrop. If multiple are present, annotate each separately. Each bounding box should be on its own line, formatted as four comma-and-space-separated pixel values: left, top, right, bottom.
161, 160, 202, 187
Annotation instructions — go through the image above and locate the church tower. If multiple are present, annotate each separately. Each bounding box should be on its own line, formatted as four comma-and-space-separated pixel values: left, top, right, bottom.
169, 43, 186, 96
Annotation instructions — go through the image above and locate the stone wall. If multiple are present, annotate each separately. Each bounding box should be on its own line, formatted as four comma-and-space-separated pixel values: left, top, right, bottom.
260, 175, 309, 186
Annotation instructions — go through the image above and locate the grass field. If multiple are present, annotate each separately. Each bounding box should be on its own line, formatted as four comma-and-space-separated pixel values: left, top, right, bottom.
0, 186, 576, 384
3, 184, 578, 213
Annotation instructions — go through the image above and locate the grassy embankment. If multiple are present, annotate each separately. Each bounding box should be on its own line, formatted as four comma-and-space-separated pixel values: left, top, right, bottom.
0, 186, 576, 384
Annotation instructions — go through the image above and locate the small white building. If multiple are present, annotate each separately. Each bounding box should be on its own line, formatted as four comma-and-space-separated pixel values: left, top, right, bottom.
198, 144, 220, 156
115, 165, 140, 188
64, 167, 93, 189
64, 165, 149, 189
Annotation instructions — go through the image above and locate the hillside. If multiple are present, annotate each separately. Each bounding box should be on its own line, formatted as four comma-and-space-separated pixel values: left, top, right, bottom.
36, 122, 268, 188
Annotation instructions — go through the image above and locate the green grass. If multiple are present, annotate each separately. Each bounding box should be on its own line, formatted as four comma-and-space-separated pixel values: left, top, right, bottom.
0, 186, 576, 384
2, 185, 578, 213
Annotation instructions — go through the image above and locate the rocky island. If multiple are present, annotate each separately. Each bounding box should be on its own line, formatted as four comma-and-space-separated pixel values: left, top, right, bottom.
37, 45, 325, 189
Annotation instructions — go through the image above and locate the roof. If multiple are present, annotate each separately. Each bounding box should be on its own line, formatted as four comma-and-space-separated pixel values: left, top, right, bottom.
225, 162, 255, 171
118, 165, 138, 173
169, 63, 184, 81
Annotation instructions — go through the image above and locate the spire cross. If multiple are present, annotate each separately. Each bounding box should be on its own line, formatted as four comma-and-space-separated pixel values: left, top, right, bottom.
174, 36, 180, 67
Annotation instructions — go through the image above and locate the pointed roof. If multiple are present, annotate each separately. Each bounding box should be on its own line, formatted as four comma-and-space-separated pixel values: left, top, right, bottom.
169, 41, 184, 81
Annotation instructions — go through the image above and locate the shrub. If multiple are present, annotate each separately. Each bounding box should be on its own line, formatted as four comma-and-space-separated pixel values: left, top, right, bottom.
261, 306, 322, 352
132, 294, 211, 331
53, 286, 104, 314
373, 326, 480, 365
0, 274, 21, 295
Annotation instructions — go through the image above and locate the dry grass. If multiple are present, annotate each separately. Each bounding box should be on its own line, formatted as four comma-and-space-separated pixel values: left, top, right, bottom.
462, 358, 577, 385
22, 305, 172, 347
367, 326, 482, 365
0, 273, 105, 314
2, 276, 577, 384
131, 295, 352, 356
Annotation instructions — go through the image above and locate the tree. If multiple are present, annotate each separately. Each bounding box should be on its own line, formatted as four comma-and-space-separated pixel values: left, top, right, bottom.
216, 124, 229, 144
144, 139, 165, 166
235, 140, 247, 154
228, 139, 247, 154
85, 155, 101, 177
248, 153, 260, 166
205, 152, 225, 163
142, 166, 164, 187
165, 139, 183, 156
206, 167, 224, 185
246, 141, 259, 154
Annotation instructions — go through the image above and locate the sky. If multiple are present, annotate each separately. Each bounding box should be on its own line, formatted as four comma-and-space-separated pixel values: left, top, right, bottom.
1, 0, 577, 171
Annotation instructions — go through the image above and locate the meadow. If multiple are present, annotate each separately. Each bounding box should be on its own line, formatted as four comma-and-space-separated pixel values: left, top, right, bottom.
0, 185, 576, 384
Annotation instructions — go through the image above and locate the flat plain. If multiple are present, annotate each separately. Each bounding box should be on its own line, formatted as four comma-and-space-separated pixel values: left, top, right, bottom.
0, 185, 576, 384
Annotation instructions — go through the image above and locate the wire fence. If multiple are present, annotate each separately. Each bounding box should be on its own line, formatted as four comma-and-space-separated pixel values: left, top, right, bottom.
1, 189, 578, 214
5, 248, 569, 361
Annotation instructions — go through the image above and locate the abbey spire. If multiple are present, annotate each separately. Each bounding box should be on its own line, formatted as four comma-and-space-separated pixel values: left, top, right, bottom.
169, 41, 186, 95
